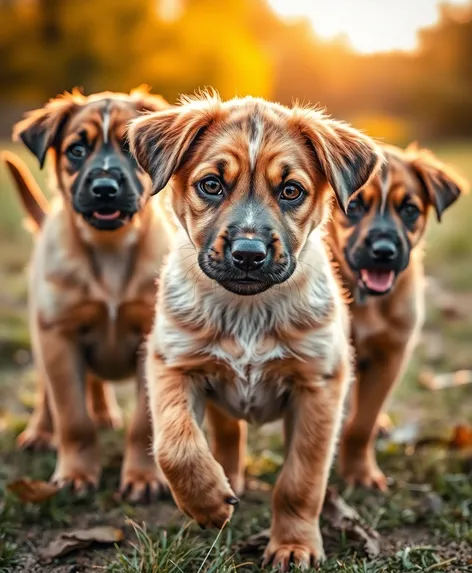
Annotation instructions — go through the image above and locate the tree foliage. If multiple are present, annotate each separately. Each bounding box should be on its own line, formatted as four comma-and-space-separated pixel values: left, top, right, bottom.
0, 0, 471, 139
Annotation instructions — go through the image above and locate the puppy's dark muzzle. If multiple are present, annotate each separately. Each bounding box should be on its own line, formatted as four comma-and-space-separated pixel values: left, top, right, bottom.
231, 239, 267, 272
90, 177, 120, 200
369, 238, 398, 263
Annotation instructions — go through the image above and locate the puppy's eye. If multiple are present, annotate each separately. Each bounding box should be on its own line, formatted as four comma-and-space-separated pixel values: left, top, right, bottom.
401, 203, 421, 220
67, 143, 88, 160
198, 176, 223, 196
280, 183, 303, 201
346, 197, 365, 217
121, 139, 131, 155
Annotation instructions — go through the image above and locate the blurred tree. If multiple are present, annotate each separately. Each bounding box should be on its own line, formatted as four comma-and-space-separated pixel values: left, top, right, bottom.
0, 0, 471, 140
415, 4, 472, 137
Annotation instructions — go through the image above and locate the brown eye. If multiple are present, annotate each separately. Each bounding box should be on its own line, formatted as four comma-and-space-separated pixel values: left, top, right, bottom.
281, 183, 303, 201
401, 202, 420, 220
67, 143, 88, 160
347, 197, 365, 218
199, 176, 223, 196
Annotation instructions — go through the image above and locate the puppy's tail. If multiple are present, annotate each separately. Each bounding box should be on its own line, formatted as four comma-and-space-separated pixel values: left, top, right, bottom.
1, 151, 49, 232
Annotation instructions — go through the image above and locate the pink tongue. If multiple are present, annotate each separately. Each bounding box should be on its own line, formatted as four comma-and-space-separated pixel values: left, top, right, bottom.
360, 269, 394, 292
93, 210, 120, 220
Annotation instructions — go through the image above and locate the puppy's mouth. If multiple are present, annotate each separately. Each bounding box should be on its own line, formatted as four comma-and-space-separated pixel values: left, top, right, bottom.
358, 269, 395, 295
219, 276, 271, 296
83, 208, 134, 230
93, 209, 121, 221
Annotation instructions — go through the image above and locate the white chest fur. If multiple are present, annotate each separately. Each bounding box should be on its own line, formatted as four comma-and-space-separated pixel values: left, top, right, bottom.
152, 230, 348, 424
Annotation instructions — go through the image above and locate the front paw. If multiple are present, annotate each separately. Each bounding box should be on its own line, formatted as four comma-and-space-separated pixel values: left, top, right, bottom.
166, 458, 238, 528
52, 446, 101, 495
263, 542, 325, 571
339, 448, 388, 491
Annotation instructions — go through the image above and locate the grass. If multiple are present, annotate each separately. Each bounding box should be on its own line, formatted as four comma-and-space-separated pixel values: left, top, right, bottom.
0, 140, 471, 571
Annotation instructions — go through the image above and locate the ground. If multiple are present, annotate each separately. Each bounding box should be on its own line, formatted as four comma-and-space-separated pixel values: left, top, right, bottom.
0, 142, 471, 572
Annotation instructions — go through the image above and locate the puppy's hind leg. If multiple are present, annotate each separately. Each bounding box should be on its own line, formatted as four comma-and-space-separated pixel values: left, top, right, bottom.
206, 402, 247, 496
87, 374, 123, 430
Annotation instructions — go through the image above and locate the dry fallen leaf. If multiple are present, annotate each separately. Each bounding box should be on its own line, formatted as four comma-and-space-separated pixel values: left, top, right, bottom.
39, 526, 124, 562
322, 487, 380, 558
419, 369, 472, 391
450, 424, 472, 449
7, 478, 58, 503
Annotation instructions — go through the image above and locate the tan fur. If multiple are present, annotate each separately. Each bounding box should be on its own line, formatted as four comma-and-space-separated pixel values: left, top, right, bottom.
3, 154, 125, 449
17, 374, 122, 451
128, 93, 382, 569
329, 144, 466, 490
12, 88, 172, 500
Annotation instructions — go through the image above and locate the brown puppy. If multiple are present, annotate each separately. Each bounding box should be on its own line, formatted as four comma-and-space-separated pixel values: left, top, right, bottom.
3, 151, 123, 449
329, 144, 466, 490
12, 87, 172, 501
128, 93, 382, 569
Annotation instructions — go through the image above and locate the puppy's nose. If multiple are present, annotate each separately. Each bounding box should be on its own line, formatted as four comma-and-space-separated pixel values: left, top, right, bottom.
370, 239, 397, 262
91, 178, 119, 199
231, 239, 267, 272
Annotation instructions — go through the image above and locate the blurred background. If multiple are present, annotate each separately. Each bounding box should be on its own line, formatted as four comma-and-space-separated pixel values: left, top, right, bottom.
0, 5, 471, 569
0, 0, 471, 434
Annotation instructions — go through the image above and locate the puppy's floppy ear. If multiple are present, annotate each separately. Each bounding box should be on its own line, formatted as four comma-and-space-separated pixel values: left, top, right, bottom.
406, 144, 467, 222
129, 84, 171, 113
12, 91, 81, 168
128, 93, 222, 195
294, 109, 383, 212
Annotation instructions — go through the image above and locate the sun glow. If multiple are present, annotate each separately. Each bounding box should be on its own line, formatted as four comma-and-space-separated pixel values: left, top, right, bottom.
269, 0, 469, 53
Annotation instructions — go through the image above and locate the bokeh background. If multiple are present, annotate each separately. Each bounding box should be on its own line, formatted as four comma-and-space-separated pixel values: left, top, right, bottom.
0, 3, 471, 570
0, 0, 471, 440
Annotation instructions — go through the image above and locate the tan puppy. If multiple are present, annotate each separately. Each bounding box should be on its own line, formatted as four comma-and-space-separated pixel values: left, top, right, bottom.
328, 144, 466, 490
3, 151, 124, 448
128, 93, 382, 569
12, 87, 172, 501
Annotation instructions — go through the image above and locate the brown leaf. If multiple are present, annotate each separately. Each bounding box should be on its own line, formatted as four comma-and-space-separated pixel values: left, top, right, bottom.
322, 487, 380, 558
450, 424, 472, 449
39, 526, 124, 563
7, 478, 58, 503
419, 369, 472, 391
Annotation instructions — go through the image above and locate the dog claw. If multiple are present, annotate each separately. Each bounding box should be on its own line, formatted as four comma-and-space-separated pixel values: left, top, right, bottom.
52, 476, 98, 496
119, 469, 167, 504
263, 542, 324, 572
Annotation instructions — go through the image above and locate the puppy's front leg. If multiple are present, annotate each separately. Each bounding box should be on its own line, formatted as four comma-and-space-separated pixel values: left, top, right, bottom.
37, 322, 100, 492
206, 402, 247, 496
339, 344, 410, 490
17, 376, 54, 451
149, 355, 238, 528
264, 363, 349, 571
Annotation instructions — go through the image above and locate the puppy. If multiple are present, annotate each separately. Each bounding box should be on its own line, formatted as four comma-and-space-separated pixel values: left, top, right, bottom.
12, 87, 172, 501
328, 143, 466, 490
3, 151, 123, 448
128, 93, 382, 569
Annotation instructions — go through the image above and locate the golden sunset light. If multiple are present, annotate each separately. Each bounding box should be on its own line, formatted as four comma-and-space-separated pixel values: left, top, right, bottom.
269, 0, 471, 53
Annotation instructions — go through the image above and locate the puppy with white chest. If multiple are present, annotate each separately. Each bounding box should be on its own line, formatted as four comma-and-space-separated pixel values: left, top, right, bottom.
128, 93, 383, 569
12, 87, 172, 501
